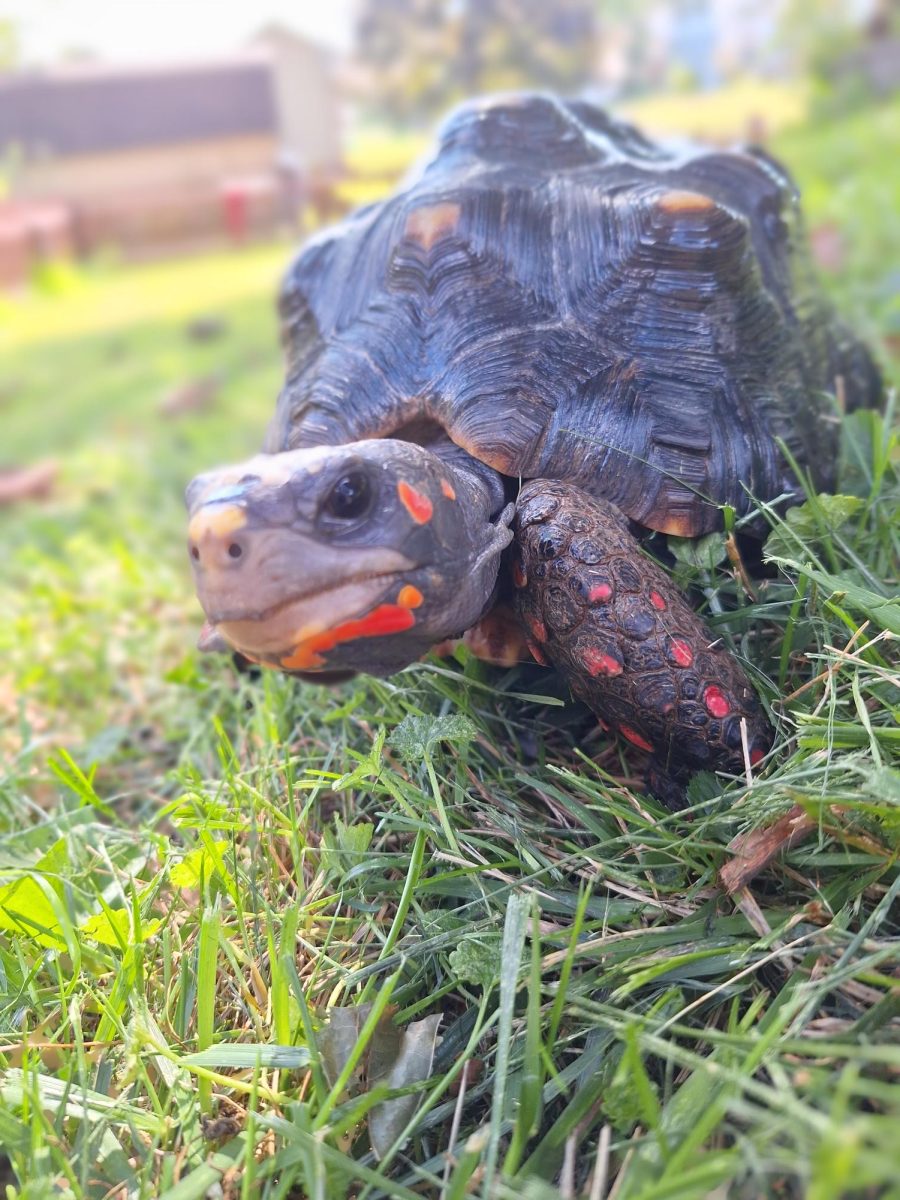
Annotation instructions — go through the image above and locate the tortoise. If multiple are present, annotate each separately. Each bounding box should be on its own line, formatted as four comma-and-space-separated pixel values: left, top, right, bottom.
186, 93, 881, 802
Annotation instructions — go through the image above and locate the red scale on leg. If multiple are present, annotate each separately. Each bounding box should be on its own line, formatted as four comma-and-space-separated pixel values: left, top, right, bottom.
703, 685, 731, 718
620, 725, 654, 753
588, 582, 613, 604
526, 612, 547, 643
649, 590, 667, 611
667, 637, 694, 667
582, 646, 623, 677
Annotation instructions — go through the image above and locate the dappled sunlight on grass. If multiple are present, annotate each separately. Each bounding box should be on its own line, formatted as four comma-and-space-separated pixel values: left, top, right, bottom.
0, 240, 290, 351
622, 76, 809, 140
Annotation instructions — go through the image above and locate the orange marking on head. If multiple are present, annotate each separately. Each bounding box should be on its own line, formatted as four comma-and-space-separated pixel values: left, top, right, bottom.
279, 604, 415, 670
440, 478, 457, 501
397, 584, 424, 609
620, 725, 654, 753
669, 638, 694, 668
404, 202, 462, 251
657, 189, 715, 214
703, 685, 730, 718
589, 583, 613, 604
649, 590, 667, 611
583, 647, 623, 677
397, 480, 433, 524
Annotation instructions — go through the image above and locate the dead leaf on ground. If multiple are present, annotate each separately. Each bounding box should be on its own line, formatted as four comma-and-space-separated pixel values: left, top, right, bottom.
158, 373, 223, 418
0, 459, 58, 505
720, 804, 817, 894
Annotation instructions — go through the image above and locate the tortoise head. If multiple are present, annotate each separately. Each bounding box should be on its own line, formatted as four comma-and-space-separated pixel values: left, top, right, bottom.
186, 439, 513, 677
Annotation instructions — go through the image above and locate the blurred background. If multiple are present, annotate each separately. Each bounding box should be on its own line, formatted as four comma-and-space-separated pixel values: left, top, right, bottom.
0, 0, 897, 755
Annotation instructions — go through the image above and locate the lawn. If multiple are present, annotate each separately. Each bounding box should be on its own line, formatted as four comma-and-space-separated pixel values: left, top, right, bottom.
0, 94, 898, 1199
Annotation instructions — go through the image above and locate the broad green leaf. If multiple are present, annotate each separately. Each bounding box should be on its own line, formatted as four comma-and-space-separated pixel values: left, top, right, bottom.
322, 815, 374, 873
170, 842, 230, 888
388, 713, 478, 762
764, 493, 864, 560
79, 907, 161, 946
667, 531, 728, 570
448, 934, 502, 988
0, 874, 66, 947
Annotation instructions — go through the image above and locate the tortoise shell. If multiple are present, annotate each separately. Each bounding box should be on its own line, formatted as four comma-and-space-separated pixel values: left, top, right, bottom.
268, 94, 880, 537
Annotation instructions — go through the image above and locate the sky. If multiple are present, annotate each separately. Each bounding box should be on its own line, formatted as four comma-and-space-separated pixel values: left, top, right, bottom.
2, 0, 358, 65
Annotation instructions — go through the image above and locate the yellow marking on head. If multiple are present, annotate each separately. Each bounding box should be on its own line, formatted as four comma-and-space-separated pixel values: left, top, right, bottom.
188, 504, 247, 543
657, 190, 715, 214
404, 202, 462, 252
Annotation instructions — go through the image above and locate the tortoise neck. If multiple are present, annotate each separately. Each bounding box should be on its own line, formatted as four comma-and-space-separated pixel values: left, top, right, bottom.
422, 434, 509, 521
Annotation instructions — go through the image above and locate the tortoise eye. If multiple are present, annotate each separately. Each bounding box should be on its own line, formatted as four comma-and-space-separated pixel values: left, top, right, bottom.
325, 472, 372, 520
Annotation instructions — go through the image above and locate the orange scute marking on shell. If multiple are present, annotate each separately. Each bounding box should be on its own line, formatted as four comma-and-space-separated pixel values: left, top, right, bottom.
589, 583, 613, 603
669, 638, 694, 667
279, 604, 415, 670
703, 685, 730, 718
440, 478, 457, 501
657, 189, 715, 214
750, 747, 766, 767
583, 647, 623, 677
397, 480, 433, 524
404, 202, 462, 251
620, 725, 654, 753
649, 590, 667, 611
397, 584, 423, 609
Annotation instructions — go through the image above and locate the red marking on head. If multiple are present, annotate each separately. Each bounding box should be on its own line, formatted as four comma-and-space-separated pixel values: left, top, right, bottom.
525, 638, 548, 666
669, 638, 693, 668
440, 478, 457, 501
280, 604, 415, 670
703, 685, 730, 718
589, 583, 613, 604
620, 725, 654, 753
397, 480, 433, 524
649, 591, 667, 611
750, 747, 766, 767
512, 560, 527, 588
526, 613, 547, 643
582, 647, 623, 677
397, 585, 423, 609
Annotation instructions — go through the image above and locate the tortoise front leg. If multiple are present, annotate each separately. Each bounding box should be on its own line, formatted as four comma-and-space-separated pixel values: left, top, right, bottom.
512, 480, 772, 804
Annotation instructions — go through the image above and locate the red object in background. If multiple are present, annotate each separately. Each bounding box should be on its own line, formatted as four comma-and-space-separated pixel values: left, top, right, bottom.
0, 200, 72, 288
222, 184, 249, 244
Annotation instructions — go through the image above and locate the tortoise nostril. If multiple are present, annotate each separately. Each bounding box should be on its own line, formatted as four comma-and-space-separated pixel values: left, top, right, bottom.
190, 545, 200, 561
228, 542, 243, 559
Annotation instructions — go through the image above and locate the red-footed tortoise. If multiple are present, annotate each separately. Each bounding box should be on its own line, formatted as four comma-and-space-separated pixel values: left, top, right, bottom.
186, 94, 881, 803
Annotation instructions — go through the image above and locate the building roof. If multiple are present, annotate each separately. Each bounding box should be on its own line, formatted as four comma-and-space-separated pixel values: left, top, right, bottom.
0, 57, 278, 158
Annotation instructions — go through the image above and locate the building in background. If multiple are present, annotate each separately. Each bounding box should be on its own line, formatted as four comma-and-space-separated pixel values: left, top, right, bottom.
0, 25, 342, 285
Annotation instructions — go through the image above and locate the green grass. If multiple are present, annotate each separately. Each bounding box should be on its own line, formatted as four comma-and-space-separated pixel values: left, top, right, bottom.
1, 97, 898, 1200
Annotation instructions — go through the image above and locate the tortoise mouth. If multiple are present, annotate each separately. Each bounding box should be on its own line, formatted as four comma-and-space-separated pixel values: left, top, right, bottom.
205, 570, 411, 659
204, 569, 407, 627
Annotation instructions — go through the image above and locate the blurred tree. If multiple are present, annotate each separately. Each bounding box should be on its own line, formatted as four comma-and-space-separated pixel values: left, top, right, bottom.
355, 0, 597, 123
